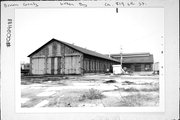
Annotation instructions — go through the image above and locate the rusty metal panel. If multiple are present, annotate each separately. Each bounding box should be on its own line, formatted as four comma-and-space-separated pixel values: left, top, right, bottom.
47, 58, 51, 74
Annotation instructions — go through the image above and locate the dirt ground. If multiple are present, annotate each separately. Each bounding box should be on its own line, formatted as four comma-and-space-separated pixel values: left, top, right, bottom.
21, 72, 159, 108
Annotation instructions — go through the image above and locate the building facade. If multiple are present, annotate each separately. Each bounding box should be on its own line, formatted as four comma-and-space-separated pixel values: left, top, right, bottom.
110, 53, 154, 72
28, 38, 119, 75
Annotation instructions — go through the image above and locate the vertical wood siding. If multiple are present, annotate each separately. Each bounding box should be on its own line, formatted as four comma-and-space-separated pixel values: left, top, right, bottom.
48, 45, 52, 56
38, 58, 45, 74
31, 58, 45, 74
31, 41, 83, 75
56, 44, 61, 56
61, 44, 65, 74
47, 58, 51, 74
52, 43, 57, 56
30, 58, 32, 74
51, 57, 55, 74
32, 59, 38, 74
54, 57, 58, 74
57, 57, 61, 74
30, 41, 119, 75
65, 56, 81, 74
82, 55, 118, 73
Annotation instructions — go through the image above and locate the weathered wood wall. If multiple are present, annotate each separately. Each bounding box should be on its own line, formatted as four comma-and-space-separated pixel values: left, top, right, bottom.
83, 55, 116, 73
30, 41, 82, 75
123, 63, 153, 72
30, 41, 119, 75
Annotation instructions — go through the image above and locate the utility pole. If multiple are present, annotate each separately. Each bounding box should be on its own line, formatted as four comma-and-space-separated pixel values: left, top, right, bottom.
120, 46, 123, 67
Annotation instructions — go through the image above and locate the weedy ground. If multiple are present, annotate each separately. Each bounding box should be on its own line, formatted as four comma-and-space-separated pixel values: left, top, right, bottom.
21, 72, 159, 107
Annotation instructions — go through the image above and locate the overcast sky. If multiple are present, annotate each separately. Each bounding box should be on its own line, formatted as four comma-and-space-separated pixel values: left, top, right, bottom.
15, 8, 164, 63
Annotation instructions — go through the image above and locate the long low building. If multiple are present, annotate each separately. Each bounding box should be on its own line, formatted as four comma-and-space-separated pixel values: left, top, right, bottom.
28, 38, 119, 75
110, 53, 154, 72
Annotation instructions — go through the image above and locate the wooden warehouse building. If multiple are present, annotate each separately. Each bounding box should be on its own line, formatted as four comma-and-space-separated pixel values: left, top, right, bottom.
28, 38, 120, 75
110, 53, 154, 72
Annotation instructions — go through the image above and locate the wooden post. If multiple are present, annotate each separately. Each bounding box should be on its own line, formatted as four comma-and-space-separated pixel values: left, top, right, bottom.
120, 46, 123, 67
29, 57, 32, 75
116, 8, 118, 13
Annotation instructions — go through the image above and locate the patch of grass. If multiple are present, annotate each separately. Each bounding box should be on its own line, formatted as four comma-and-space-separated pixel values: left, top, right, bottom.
138, 82, 153, 85
21, 78, 34, 85
45, 90, 85, 107
121, 87, 140, 92
47, 77, 61, 81
46, 89, 105, 107
47, 96, 61, 107
79, 88, 105, 101
119, 93, 158, 106
121, 81, 157, 86
21, 80, 32, 85
103, 80, 117, 83
141, 87, 159, 92
120, 87, 159, 92
121, 81, 135, 85
47, 95, 80, 107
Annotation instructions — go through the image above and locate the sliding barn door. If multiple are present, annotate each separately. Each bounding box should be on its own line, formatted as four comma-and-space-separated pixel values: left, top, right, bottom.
32, 58, 45, 75
65, 56, 81, 74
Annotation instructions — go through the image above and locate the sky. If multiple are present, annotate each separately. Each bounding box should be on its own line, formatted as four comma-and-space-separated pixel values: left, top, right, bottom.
15, 8, 164, 63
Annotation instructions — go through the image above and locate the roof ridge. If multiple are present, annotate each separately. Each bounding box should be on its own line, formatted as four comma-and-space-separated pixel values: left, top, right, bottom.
28, 38, 119, 62
53, 38, 119, 62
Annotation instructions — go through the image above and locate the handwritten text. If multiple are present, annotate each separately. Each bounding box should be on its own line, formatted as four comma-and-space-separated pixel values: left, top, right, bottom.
60, 2, 74, 6
79, 3, 87, 7
4, 3, 19, 8
23, 2, 39, 7
6, 19, 12, 47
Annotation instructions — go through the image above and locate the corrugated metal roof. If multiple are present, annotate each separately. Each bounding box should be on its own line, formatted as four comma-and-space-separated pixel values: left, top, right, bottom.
28, 38, 119, 62
111, 53, 154, 63
111, 53, 151, 57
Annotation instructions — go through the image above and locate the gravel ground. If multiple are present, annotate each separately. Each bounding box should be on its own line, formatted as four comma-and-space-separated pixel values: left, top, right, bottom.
21, 73, 159, 107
